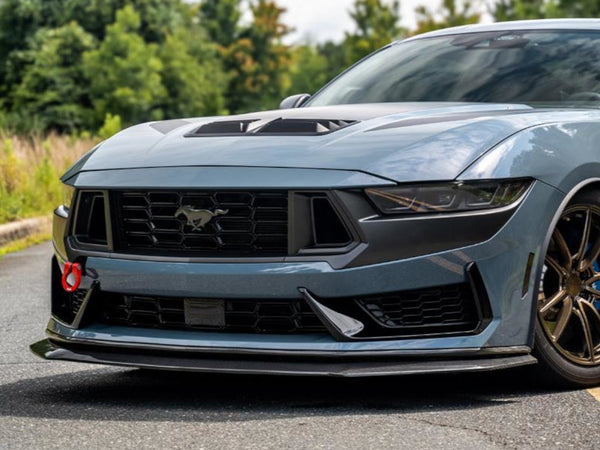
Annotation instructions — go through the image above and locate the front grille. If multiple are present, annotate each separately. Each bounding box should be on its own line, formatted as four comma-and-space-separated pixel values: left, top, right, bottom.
99, 294, 327, 334
91, 284, 480, 339
355, 283, 479, 334
115, 191, 288, 256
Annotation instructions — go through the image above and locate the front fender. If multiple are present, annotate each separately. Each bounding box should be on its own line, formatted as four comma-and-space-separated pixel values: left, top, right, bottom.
460, 121, 600, 346
458, 121, 600, 193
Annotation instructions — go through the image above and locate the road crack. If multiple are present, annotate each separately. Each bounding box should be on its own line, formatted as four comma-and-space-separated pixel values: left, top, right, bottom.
405, 416, 517, 449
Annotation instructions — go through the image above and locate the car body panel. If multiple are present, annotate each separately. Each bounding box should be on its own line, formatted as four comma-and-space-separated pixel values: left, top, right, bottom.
402, 18, 600, 42
69, 167, 393, 190
459, 120, 600, 193
65, 104, 600, 189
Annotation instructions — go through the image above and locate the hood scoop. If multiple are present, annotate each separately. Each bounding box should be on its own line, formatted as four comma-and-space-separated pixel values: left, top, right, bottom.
186, 118, 358, 137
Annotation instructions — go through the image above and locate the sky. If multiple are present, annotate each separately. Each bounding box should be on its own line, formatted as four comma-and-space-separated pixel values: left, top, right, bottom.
275, 0, 491, 44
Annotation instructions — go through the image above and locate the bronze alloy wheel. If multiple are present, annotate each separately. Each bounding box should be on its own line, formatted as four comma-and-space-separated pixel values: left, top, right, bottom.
538, 201, 600, 374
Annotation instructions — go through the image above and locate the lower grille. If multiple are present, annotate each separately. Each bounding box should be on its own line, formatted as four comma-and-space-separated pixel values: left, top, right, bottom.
99, 294, 327, 334
355, 284, 479, 334
70, 289, 89, 318
115, 190, 289, 256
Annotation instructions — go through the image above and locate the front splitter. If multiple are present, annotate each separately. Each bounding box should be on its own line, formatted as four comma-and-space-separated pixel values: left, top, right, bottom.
31, 339, 537, 377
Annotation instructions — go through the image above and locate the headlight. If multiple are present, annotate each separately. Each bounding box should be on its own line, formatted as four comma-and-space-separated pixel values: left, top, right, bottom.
62, 184, 76, 210
365, 179, 532, 215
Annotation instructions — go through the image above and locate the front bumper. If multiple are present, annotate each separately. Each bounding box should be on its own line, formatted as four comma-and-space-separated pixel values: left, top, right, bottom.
37, 178, 565, 374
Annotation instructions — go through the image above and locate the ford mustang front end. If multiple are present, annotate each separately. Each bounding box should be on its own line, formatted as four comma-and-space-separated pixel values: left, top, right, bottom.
32, 20, 600, 385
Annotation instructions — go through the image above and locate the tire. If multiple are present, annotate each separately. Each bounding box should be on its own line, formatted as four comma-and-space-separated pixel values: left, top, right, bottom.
533, 189, 600, 388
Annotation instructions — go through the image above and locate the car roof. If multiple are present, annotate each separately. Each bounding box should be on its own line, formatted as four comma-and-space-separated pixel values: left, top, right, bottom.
403, 19, 600, 43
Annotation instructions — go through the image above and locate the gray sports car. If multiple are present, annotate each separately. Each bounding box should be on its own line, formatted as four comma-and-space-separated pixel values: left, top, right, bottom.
32, 19, 600, 386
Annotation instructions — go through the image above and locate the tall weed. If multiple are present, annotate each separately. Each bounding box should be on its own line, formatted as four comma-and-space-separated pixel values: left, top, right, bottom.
0, 132, 96, 223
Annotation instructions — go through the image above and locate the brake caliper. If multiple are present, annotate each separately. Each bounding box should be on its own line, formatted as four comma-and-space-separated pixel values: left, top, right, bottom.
594, 261, 600, 312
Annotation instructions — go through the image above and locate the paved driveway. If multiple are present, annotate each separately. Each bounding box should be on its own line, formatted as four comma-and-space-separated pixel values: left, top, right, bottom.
1, 242, 599, 449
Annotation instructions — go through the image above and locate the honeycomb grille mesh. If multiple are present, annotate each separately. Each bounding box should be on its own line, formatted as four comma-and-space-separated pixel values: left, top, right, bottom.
115, 191, 288, 256
357, 284, 479, 332
100, 294, 327, 334
70, 289, 88, 318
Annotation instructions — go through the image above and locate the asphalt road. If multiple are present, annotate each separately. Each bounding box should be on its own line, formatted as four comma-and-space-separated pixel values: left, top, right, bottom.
1, 242, 599, 450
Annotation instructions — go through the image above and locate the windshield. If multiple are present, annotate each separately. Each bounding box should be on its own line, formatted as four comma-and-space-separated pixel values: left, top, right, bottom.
308, 31, 600, 108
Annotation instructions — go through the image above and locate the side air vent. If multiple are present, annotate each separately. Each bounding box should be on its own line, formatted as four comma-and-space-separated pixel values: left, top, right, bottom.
289, 193, 355, 254
186, 118, 358, 137
72, 191, 109, 247
311, 197, 352, 246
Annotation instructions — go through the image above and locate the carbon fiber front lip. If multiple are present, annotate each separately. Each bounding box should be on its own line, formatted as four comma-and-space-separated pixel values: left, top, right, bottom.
30, 338, 537, 377
44, 326, 531, 358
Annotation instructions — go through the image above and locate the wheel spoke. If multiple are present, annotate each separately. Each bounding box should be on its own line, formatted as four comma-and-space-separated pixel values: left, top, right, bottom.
574, 299, 596, 363
584, 274, 600, 297
576, 208, 592, 262
579, 231, 600, 272
552, 296, 573, 342
539, 289, 568, 315
552, 229, 573, 273
545, 256, 568, 279
584, 285, 600, 297
579, 300, 600, 354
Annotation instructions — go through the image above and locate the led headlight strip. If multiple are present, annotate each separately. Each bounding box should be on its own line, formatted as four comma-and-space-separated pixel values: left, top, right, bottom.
365, 179, 532, 215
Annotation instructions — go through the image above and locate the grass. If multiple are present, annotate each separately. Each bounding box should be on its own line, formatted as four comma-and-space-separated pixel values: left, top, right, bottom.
0, 132, 96, 224
0, 232, 51, 258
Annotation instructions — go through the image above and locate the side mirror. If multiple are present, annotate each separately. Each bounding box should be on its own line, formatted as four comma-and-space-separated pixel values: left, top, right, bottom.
279, 93, 311, 109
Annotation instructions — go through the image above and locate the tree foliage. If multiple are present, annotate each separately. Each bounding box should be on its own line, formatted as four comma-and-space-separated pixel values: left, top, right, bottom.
82, 5, 166, 126
5, 0, 600, 136
492, 0, 561, 20
210, 0, 292, 113
557, 0, 600, 16
344, 0, 404, 64
492, 0, 600, 20
288, 45, 329, 96
11, 22, 95, 133
414, 0, 481, 34
198, 0, 241, 47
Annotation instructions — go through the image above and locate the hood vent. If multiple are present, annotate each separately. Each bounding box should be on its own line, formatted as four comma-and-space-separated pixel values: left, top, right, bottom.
186, 118, 358, 137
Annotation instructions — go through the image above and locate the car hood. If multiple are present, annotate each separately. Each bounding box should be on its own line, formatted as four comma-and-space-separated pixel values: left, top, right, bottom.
69, 103, 596, 183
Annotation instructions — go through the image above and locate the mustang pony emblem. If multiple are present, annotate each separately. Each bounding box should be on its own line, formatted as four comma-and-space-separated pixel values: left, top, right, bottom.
175, 206, 229, 231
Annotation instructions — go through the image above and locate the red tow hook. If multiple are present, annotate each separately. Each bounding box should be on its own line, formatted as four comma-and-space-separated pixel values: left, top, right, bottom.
61, 262, 82, 293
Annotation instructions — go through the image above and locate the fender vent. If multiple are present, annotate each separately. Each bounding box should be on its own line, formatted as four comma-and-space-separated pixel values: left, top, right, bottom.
186, 118, 358, 136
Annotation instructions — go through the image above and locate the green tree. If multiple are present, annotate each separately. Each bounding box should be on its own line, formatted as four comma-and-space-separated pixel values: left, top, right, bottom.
288, 45, 329, 96
492, 0, 560, 20
344, 0, 404, 64
198, 0, 242, 47
316, 41, 347, 82
555, 0, 600, 16
158, 28, 227, 118
0, 0, 71, 97
414, 0, 481, 35
83, 5, 166, 127
68, 0, 191, 43
0, 0, 190, 103
217, 0, 292, 112
11, 22, 96, 133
